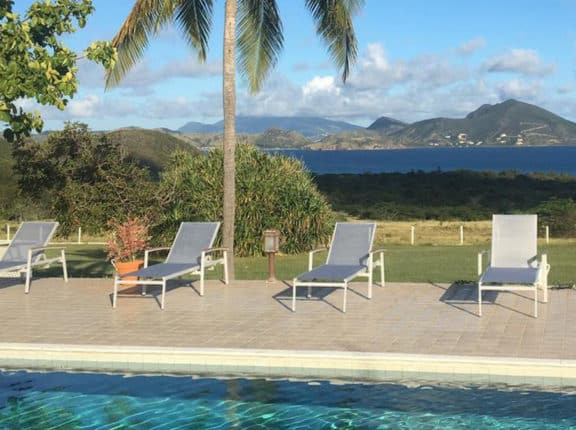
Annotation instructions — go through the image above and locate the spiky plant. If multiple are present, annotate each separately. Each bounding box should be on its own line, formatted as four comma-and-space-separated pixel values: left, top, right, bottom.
157, 144, 334, 256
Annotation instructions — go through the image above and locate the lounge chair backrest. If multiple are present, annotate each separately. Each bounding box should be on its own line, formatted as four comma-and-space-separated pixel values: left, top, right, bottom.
491, 214, 537, 268
327, 222, 376, 266
2, 222, 58, 263
166, 222, 220, 265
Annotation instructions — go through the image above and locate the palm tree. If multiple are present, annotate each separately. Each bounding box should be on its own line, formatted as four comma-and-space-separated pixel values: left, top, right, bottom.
106, 0, 364, 279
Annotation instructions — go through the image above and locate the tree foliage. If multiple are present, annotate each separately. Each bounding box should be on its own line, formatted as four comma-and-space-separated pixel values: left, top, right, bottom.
536, 198, 576, 237
158, 144, 334, 256
0, 0, 115, 142
12, 123, 157, 235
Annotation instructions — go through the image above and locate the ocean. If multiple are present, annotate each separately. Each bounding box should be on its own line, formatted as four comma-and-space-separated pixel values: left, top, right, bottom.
270, 146, 576, 175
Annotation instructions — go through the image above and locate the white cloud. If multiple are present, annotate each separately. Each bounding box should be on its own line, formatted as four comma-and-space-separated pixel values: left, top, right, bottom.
496, 79, 541, 100
67, 95, 101, 117
456, 37, 486, 55
302, 76, 339, 96
484, 49, 555, 76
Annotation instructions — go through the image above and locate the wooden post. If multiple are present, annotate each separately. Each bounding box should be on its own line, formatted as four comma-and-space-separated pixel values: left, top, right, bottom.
410, 225, 415, 246
459, 225, 464, 245
267, 252, 276, 283
77, 226, 82, 244
6, 224, 10, 241
545, 225, 549, 244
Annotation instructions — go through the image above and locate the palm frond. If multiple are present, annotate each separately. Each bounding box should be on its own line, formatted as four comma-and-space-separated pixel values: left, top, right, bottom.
305, 0, 364, 83
174, 0, 214, 62
105, 0, 178, 88
237, 0, 284, 93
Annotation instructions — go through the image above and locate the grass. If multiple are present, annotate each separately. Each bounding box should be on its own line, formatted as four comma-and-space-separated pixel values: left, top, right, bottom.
35, 242, 576, 286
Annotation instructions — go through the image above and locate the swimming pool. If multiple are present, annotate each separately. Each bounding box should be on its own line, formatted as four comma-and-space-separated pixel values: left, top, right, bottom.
0, 371, 575, 429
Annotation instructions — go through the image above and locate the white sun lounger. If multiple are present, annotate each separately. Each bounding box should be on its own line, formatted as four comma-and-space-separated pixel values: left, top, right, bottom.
478, 214, 550, 317
0, 221, 67, 293
112, 222, 228, 309
292, 222, 384, 312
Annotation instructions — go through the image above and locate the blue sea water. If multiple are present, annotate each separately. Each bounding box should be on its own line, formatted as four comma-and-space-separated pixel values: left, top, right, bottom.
1, 371, 576, 429
270, 146, 576, 175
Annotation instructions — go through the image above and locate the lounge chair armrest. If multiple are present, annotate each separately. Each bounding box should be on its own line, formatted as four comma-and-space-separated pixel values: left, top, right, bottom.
539, 253, 550, 271
145, 247, 170, 254
202, 247, 229, 257
370, 248, 385, 265
144, 247, 170, 267
477, 249, 489, 276
308, 247, 328, 270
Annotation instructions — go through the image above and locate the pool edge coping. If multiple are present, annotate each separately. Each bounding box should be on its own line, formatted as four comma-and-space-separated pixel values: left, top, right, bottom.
0, 342, 575, 386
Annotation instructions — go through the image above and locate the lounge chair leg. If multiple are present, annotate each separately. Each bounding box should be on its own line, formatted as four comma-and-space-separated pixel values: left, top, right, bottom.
161, 280, 166, 309
380, 253, 385, 287
24, 268, 31, 294
478, 283, 482, 317
368, 258, 373, 299
223, 251, 229, 284
343, 282, 347, 313
200, 269, 205, 296
292, 280, 296, 312
113, 277, 118, 308
61, 249, 68, 283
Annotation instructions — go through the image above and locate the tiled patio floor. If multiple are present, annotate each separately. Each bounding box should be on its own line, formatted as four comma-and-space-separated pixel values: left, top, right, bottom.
0, 277, 575, 360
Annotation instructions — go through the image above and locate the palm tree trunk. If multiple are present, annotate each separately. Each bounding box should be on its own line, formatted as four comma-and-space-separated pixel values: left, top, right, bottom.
222, 0, 236, 280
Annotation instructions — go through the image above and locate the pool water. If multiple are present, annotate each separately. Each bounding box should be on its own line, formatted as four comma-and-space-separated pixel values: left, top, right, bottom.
0, 371, 575, 429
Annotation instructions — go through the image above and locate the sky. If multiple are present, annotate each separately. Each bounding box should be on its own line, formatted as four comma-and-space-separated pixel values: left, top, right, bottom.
12, 0, 576, 131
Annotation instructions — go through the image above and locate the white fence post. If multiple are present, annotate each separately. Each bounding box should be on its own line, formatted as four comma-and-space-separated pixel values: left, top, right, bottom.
545, 225, 549, 244
6, 224, 10, 241
459, 225, 464, 245
410, 225, 415, 246
77, 226, 82, 244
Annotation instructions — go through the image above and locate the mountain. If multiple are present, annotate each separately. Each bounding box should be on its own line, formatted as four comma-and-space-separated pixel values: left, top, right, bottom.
308, 130, 402, 150
367, 116, 406, 134
253, 128, 310, 149
104, 128, 200, 175
392, 99, 576, 147
179, 115, 362, 138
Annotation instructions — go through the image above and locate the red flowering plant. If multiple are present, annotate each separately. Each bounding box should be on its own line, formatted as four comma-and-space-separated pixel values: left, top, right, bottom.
105, 217, 150, 262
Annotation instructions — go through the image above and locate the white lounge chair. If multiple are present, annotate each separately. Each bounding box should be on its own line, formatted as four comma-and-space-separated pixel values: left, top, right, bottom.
0, 221, 67, 293
478, 214, 550, 317
292, 222, 384, 312
112, 222, 228, 309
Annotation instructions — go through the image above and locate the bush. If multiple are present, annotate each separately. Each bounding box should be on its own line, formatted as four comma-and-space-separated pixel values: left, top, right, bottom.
12, 123, 158, 235
158, 144, 334, 256
537, 198, 576, 237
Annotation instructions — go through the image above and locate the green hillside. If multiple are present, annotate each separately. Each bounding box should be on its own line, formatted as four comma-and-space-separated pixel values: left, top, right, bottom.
308, 130, 400, 150
253, 128, 310, 148
105, 128, 200, 175
393, 99, 576, 147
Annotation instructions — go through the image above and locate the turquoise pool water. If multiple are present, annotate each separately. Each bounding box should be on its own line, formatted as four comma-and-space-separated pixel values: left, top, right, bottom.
0, 371, 575, 429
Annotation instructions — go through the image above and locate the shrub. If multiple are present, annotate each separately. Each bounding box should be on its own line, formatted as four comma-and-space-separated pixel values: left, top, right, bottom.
158, 144, 334, 256
12, 123, 158, 235
105, 217, 150, 262
536, 198, 576, 237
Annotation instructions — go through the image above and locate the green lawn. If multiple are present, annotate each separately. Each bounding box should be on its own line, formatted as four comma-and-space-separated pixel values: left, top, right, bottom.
38, 243, 576, 286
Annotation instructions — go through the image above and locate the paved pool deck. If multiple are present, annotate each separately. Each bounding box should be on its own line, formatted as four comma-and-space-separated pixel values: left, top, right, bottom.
1, 277, 576, 385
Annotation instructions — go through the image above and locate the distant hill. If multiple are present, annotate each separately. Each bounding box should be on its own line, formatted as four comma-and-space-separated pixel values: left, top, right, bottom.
392, 99, 576, 147
367, 116, 406, 134
308, 130, 402, 150
105, 128, 200, 175
179, 115, 362, 138
254, 128, 310, 149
